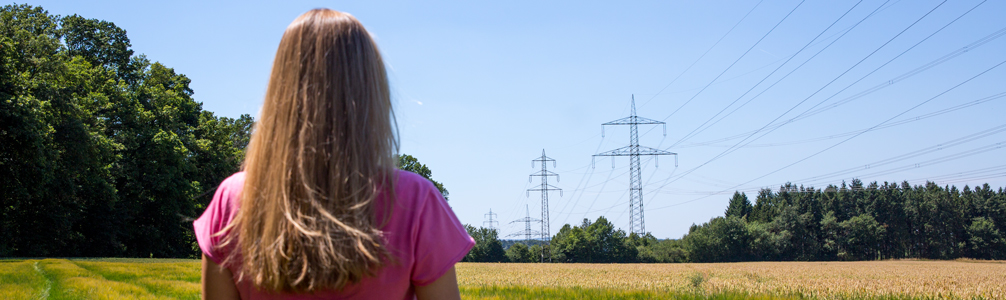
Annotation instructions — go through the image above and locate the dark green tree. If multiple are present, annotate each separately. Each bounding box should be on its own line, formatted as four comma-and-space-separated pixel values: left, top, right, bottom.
632, 233, 688, 263
1, 4, 252, 257
396, 154, 449, 200
550, 216, 636, 263
837, 214, 885, 260
528, 244, 544, 262
725, 191, 752, 219
966, 217, 1004, 260
684, 216, 750, 262
505, 242, 535, 263
462, 224, 506, 262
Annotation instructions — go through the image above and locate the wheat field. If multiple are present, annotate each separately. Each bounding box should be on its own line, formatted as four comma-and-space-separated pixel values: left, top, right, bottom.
2, 259, 1004, 299
458, 260, 1006, 299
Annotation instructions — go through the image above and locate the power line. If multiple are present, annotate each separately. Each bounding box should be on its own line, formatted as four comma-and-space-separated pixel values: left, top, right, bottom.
641, 0, 906, 107
507, 204, 542, 245
702, 0, 987, 151
500, 179, 532, 235
555, 132, 613, 226
553, 1, 901, 229
483, 209, 499, 231
641, 0, 953, 200
639, 0, 766, 108
662, 0, 807, 122
633, 0, 897, 207
653, 123, 1006, 196
677, 26, 1006, 149
789, 124, 1006, 184
690, 91, 1006, 148
671, 0, 868, 146
719, 58, 1006, 194
528, 150, 561, 262
648, 57, 1006, 210
593, 96, 677, 235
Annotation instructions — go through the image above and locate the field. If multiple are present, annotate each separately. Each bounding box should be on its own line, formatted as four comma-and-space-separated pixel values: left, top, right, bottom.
1, 259, 1003, 299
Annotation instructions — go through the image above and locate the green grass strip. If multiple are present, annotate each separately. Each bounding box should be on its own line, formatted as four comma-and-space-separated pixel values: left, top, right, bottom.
0, 260, 47, 300
72, 259, 200, 300
31, 258, 183, 300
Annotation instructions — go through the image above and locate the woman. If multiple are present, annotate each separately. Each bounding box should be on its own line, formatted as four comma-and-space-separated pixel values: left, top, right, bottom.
194, 9, 474, 299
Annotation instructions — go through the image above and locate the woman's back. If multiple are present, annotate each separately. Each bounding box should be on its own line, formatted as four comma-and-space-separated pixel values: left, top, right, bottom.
195, 170, 473, 299
194, 9, 473, 299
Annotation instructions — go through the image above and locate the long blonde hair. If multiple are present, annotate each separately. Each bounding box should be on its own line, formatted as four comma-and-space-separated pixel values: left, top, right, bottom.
220, 9, 397, 292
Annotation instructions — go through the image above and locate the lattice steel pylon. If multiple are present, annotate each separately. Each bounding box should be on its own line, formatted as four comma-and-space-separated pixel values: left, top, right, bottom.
483, 209, 499, 231
528, 149, 561, 262
593, 95, 677, 235
507, 204, 542, 245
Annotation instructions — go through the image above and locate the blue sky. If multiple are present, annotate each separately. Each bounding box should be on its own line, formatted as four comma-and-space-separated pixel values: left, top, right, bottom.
33, 0, 1006, 239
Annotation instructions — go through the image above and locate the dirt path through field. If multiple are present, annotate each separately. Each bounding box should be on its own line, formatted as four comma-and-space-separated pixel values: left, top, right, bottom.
33, 261, 51, 299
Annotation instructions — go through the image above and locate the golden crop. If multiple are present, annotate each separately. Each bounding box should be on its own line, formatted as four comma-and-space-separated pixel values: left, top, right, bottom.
456, 260, 1006, 299
4, 259, 1004, 299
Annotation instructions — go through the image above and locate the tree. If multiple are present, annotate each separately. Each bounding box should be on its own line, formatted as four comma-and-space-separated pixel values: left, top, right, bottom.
528, 244, 544, 262
725, 191, 752, 219
1, 4, 72, 256
632, 233, 688, 263
462, 225, 506, 262
684, 216, 750, 262
966, 217, 1004, 260
749, 188, 778, 223
837, 214, 885, 260
505, 242, 535, 263
0, 4, 252, 257
551, 216, 636, 263
396, 154, 449, 200
60, 14, 134, 78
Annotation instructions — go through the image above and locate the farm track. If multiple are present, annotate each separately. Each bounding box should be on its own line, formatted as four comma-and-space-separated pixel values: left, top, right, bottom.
1, 259, 1003, 299
32, 261, 51, 299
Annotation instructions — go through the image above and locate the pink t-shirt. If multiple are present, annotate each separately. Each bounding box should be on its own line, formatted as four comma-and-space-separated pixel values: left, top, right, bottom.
193, 170, 475, 300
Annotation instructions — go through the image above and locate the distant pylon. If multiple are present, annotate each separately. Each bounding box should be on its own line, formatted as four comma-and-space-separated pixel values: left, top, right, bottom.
507, 204, 542, 245
483, 209, 499, 231
593, 95, 677, 235
528, 149, 561, 262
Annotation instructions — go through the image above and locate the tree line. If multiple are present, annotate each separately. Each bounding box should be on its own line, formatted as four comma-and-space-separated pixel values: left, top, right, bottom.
464, 179, 1006, 263
1, 4, 253, 258
688, 180, 1006, 262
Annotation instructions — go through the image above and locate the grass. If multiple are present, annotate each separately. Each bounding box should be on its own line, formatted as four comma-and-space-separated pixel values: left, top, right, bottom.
0, 259, 1003, 299
0, 260, 48, 300
0, 258, 200, 300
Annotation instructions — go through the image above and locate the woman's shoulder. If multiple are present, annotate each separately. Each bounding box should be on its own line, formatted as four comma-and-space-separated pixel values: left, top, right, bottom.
209, 172, 246, 210
208, 171, 246, 211
220, 171, 246, 191
388, 169, 450, 218
394, 170, 440, 197
193, 171, 246, 265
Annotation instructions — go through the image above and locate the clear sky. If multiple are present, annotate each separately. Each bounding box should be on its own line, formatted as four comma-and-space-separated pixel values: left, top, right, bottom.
32, 0, 1006, 239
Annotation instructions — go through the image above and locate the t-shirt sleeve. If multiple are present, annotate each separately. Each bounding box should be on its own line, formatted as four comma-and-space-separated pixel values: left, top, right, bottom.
411, 186, 476, 286
193, 173, 242, 265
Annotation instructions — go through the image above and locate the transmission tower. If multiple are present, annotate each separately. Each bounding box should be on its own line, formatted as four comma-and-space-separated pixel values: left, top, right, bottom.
483, 209, 499, 231
507, 204, 542, 245
528, 149, 561, 262
593, 95, 677, 235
